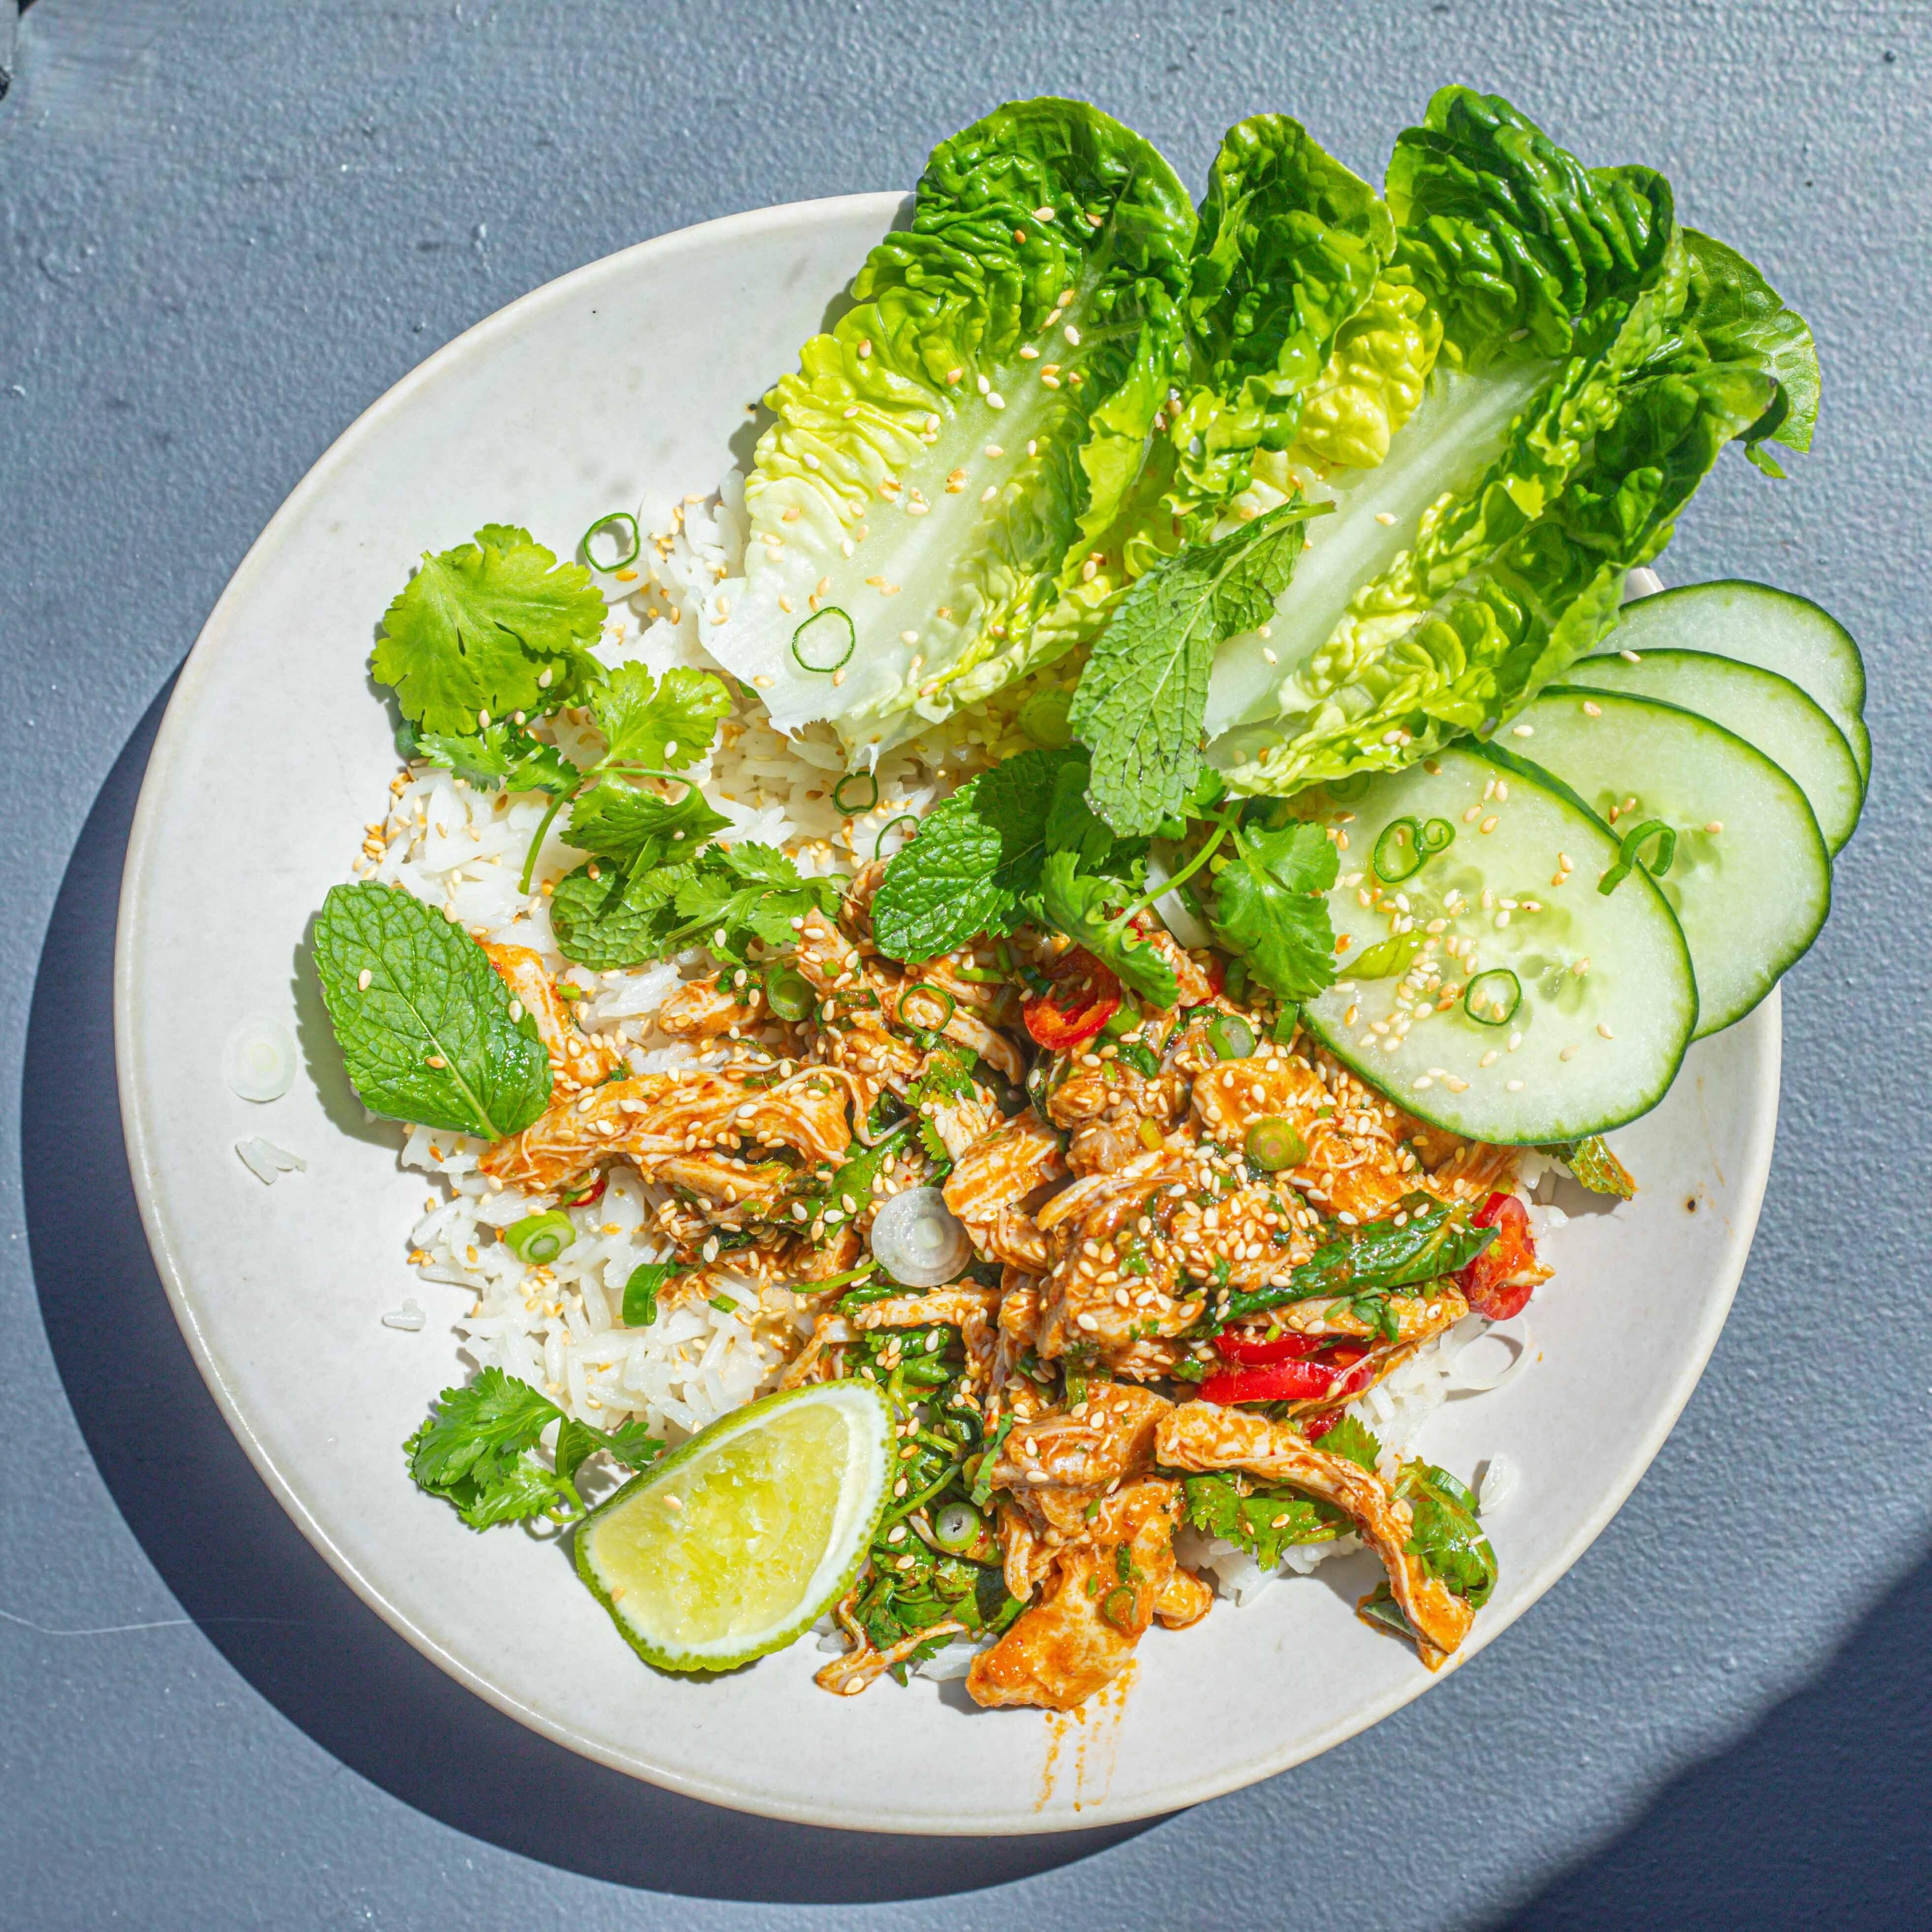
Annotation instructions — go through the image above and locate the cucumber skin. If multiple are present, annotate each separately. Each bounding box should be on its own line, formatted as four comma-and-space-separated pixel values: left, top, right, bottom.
1305, 744, 1698, 1145
1602, 577, 1870, 784
1533, 686, 1831, 1039
574, 1381, 891, 1675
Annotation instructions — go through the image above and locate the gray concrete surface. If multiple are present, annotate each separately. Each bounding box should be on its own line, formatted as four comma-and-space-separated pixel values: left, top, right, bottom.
2, 3, 1928, 1927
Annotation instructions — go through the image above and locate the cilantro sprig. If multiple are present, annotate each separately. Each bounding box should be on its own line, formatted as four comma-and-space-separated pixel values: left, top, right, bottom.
406, 1367, 662, 1530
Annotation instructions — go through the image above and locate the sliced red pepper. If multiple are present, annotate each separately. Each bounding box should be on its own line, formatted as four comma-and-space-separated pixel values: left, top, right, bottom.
1214, 1329, 1325, 1366
1023, 948, 1121, 1052
1456, 1190, 1540, 1321
1200, 1357, 1341, 1404
1305, 1409, 1342, 1443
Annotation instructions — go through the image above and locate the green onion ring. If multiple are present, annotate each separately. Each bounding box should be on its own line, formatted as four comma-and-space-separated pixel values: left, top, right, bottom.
1326, 773, 1372, 803
580, 510, 640, 572
1017, 688, 1074, 749
1205, 1012, 1255, 1061
1598, 819, 1677, 895
1419, 817, 1455, 854
832, 770, 879, 815
1372, 817, 1429, 883
1462, 968, 1522, 1027
764, 963, 815, 1022
503, 1211, 575, 1264
790, 607, 855, 673
899, 982, 956, 1033
874, 813, 919, 860
1244, 1116, 1309, 1172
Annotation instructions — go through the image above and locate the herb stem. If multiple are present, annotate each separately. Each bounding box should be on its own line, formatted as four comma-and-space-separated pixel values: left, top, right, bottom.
1117, 812, 1232, 929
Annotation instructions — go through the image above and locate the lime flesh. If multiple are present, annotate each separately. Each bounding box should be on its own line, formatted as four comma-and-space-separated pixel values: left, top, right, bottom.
576, 1381, 890, 1672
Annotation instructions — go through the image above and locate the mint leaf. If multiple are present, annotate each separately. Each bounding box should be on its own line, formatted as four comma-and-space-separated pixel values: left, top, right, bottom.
407, 718, 579, 795
1071, 503, 1321, 836
871, 748, 1081, 962
1209, 817, 1339, 1002
563, 780, 730, 872
312, 882, 552, 1139
371, 524, 607, 734
549, 862, 688, 970
591, 662, 731, 772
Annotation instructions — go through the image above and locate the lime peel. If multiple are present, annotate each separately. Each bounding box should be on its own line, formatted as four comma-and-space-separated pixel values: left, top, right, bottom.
575, 1380, 892, 1673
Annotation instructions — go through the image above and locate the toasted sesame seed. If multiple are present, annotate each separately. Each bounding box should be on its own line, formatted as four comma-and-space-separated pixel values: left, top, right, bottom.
1582, 700, 1602, 717
1705, 820, 1724, 835
1560, 1043, 1580, 1062
1374, 510, 1397, 526
1480, 815, 1500, 834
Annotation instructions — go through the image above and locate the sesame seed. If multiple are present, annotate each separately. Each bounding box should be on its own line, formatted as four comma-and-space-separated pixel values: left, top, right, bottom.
1463, 806, 1482, 823
1480, 815, 1500, 834
357, 969, 373, 991
1582, 700, 1602, 717
986, 392, 1006, 410
1619, 649, 1641, 664
1705, 821, 1724, 835
1512, 724, 1534, 738
1560, 1043, 1580, 1062
1374, 511, 1397, 526
1505, 1078, 1525, 1092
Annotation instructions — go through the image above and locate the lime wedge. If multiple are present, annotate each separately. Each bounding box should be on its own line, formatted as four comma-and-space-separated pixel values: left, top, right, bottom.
575, 1381, 892, 1672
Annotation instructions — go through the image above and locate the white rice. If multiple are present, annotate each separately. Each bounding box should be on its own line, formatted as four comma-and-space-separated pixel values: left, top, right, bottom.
345, 469, 1554, 1515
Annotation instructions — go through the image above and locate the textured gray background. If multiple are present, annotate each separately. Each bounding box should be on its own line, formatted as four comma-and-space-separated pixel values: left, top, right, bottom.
3, 2, 1928, 1927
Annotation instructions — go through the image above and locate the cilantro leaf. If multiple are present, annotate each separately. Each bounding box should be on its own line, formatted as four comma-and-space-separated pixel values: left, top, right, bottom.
668, 843, 844, 962
1038, 850, 1179, 1008
1071, 503, 1322, 836
870, 748, 1082, 961
550, 844, 840, 970
406, 718, 579, 795
1181, 1471, 1350, 1569
1396, 1462, 1497, 1606
371, 524, 607, 734
312, 882, 551, 1140
562, 781, 730, 872
1312, 1412, 1381, 1472
1208, 817, 1340, 1002
590, 662, 730, 772
406, 1368, 662, 1530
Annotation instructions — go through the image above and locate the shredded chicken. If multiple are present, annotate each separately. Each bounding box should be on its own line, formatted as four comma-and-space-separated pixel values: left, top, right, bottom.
483, 944, 620, 1090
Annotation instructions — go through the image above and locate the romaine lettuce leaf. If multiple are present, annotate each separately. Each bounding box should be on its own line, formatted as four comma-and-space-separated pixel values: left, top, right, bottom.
699, 98, 1195, 756
1198, 88, 1807, 792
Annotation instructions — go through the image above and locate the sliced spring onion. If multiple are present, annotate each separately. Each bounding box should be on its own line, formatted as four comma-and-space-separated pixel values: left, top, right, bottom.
504, 1212, 575, 1264
1463, 968, 1523, 1026
899, 983, 956, 1032
869, 1186, 972, 1289
1350, 931, 1426, 979
1598, 819, 1677, 895
222, 1015, 298, 1102
581, 510, 640, 571
932, 1499, 987, 1555
1371, 815, 1453, 883
1115, 1039, 1162, 1080
1205, 1012, 1255, 1061
622, 1260, 675, 1327
1102, 995, 1142, 1038
1244, 1117, 1308, 1172
1326, 773, 1372, 803
1269, 1005, 1299, 1046
874, 813, 920, 860
764, 963, 815, 1022
1017, 688, 1074, 749
791, 607, 855, 673
832, 770, 879, 814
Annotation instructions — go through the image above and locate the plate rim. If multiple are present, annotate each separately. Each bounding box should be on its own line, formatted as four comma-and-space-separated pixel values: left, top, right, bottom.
112, 190, 1781, 1835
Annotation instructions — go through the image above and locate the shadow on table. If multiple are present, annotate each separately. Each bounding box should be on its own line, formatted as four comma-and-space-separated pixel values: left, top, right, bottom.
23, 683, 1158, 1905
1488, 1548, 1932, 1931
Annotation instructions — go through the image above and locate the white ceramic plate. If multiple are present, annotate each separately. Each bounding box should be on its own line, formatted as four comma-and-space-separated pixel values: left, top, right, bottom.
115, 193, 1778, 1835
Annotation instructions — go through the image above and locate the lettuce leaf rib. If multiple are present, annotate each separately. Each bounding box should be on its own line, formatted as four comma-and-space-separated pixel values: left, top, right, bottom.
700, 98, 1195, 757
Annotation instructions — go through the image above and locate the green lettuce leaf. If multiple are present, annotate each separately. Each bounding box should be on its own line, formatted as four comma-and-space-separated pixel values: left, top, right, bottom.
699, 98, 1196, 756
1197, 89, 1801, 792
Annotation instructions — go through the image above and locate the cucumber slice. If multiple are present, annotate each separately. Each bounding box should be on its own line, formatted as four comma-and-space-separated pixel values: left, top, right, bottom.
1562, 649, 1863, 854
1507, 687, 1831, 1038
1595, 580, 1869, 786
1302, 745, 1696, 1145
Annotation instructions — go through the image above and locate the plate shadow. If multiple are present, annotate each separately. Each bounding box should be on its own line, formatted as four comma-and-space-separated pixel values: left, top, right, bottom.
23, 680, 1160, 1903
